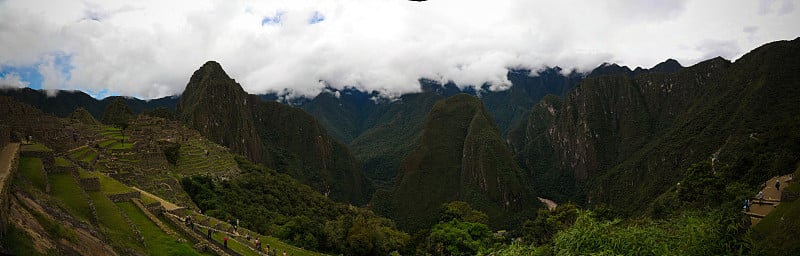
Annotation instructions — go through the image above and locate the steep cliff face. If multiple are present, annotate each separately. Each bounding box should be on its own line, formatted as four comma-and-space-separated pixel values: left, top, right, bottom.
177, 61, 264, 163
388, 94, 536, 230
512, 57, 728, 207
249, 97, 372, 204
176, 61, 371, 204
512, 38, 800, 214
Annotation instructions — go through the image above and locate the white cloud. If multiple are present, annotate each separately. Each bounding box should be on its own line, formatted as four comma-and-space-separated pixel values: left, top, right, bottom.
0, 0, 798, 99
0, 71, 29, 88
760, 0, 797, 15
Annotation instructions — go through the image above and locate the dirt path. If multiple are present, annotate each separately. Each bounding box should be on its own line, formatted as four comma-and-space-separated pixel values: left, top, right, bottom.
0, 143, 20, 190
131, 186, 182, 211
538, 197, 558, 211
747, 174, 793, 225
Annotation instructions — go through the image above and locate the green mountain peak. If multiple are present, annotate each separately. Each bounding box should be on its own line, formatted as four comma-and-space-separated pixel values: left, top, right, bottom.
386, 93, 536, 231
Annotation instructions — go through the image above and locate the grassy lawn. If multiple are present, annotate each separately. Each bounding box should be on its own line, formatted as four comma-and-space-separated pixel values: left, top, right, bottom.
117, 158, 140, 163
205, 227, 260, 256
89, 191, 143, 253
55, 157, 73, 167
256, 234, 329, 256
21, 143, 53, 152
49, 173, 92, 222
107, 133, 130, 141
190, 213, 327, 256
77, 167, 94, 178
98, 139, 117, 148
80, 150, 98, 163
94, 172, 134, 195
109, 142, 135, 150
69, 147, 91, 160
117, 202, 203, 256
141, 193, 159, 205
18, 157, 46, 191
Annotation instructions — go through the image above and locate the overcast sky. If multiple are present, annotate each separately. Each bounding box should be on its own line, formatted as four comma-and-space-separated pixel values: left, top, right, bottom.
0, 0, 798, 99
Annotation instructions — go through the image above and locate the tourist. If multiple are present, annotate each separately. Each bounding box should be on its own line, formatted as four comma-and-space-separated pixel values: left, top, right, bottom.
776, 179, 781, 191
207, 229, 212, 239
743, 199, 750, 212
224, 236, 228, 248
758, 191, 765, 202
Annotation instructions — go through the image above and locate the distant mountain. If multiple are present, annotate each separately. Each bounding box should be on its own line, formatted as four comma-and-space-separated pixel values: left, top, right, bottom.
510, 38, 800, 215
301, 88, 380, 143
349, 91, 445, 187
68, 107, 99, 125
481, 67, 583, 136
0, 86, 178, 118
381, 94, 537, 231
591, 59, 684, 79
176, 61, 372, 204
649, 59, 683, 73
299, 68, 582, 188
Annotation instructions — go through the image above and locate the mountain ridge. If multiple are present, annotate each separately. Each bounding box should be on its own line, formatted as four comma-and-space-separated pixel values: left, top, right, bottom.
176, 61, 372, 204
511, 38, 800, 215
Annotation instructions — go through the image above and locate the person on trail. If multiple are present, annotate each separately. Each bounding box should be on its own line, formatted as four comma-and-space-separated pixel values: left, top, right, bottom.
207, 229, 212, 239
758, 191, 765, 202
224, 236, 228, 248
283, 251, 287, 256
776, 179, 781, 191
743, 199, 750, 212
254, 238, 260, 249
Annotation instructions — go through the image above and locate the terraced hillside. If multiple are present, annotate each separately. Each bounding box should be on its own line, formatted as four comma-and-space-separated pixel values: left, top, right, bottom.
5, 137, 329, 255
0, 96, 368, 255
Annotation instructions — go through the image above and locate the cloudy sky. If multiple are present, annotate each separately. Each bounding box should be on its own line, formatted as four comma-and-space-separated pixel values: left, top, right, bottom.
0, 0, 798, 99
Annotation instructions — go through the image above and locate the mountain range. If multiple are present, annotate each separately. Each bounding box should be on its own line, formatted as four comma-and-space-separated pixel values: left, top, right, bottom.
2, 37, 799, 231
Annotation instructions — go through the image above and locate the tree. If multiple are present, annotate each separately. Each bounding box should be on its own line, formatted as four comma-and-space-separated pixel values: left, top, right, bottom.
423, 201, 494, 255
101, 98, 134, 144
440, 201, 489, 224
428, 220, 491, 256
520, 203, 579, 245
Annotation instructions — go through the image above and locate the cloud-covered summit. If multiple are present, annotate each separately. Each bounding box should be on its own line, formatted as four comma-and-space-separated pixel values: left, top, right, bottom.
0, 0, 798, 99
